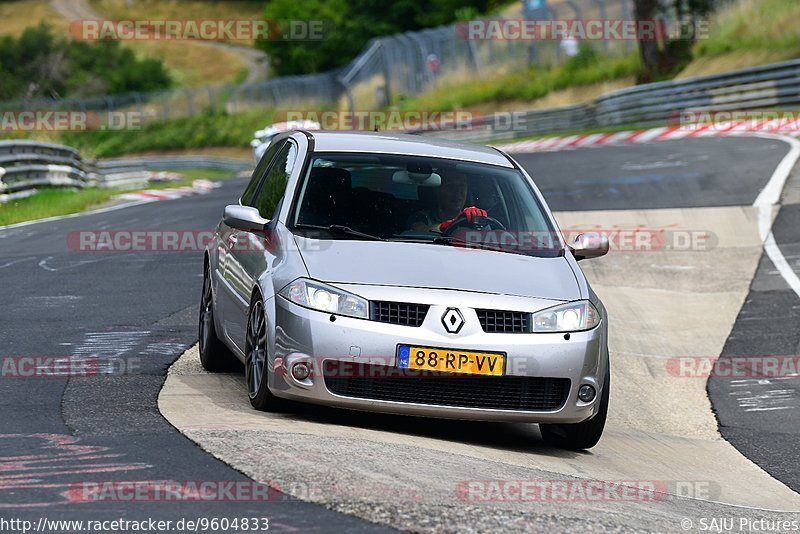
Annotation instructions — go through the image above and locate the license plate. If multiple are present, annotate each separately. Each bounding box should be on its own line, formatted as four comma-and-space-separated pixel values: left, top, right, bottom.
396, 345, 505, 376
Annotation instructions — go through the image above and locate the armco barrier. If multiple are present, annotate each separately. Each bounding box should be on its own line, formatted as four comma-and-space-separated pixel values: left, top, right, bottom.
411, 58, 800, 143
0, 141, 252, 202
0, 140, 87, 193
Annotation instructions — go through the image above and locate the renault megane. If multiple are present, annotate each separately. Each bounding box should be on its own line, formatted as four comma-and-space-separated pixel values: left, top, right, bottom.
200, 130, 610, 450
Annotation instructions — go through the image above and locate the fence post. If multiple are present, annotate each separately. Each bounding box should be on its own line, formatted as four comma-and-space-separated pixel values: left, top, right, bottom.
593, 0, 609, 52
379, 40, 393, 106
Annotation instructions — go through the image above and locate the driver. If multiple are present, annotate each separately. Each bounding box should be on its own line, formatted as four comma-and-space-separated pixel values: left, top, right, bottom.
410, 170, 487, 232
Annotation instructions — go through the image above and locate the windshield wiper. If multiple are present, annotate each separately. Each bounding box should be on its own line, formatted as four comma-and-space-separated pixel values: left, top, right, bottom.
389, 234, 497, 249
293, 223, 386, 241
396, 234, 521, 254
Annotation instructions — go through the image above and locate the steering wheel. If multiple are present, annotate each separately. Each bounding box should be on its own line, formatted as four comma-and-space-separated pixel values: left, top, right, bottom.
441, 213, 506, 236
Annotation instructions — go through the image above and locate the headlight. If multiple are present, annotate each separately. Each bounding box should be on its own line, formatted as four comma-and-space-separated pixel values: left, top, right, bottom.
279, 278, 369, 319
532, 300, 601, 332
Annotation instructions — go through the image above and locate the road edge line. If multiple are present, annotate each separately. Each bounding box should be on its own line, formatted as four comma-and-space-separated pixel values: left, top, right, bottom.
751, 133, 800, 299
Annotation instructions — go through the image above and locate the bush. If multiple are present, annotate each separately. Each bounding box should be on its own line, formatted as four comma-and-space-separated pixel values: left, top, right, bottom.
258, 0, 514, 76
0, 23, 171, 100
62, 109, 275, 157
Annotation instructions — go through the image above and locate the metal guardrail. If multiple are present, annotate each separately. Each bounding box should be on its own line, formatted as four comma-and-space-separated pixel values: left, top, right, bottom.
0, 141, 252, 202
0, 140, 87, 194
6, 58, 799, 201
99, 156, 251, 173
591, 59, 800, 127
411, 58, 800, 143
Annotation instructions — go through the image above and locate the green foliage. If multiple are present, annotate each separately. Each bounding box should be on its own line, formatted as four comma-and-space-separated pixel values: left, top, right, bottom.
259, 0, 513, 76
0, 187, 117, 227
62, 109, 275, 157
397, 47, 640, 112
0, 23, 171, 101
692, 0, 800, 58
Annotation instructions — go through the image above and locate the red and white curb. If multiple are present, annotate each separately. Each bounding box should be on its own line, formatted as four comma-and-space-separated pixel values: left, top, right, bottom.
494, 120, 800, 154
114, 179, 220, 203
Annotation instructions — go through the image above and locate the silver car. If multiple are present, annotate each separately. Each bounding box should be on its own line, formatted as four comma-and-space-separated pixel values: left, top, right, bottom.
201, 131, 610, 450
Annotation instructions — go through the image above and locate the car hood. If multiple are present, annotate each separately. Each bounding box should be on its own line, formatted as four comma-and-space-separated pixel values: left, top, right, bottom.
294, 238, 581, 301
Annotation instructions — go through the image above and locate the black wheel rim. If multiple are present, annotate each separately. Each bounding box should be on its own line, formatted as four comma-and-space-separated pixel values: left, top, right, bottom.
245, 300, 266, 399
199, 265, 214, 354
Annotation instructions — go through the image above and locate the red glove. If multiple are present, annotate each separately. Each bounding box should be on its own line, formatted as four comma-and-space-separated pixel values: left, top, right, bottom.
439, 206, 487, 232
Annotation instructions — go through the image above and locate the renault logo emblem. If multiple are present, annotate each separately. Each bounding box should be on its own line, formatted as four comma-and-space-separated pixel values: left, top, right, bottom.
441, 308, 465, 334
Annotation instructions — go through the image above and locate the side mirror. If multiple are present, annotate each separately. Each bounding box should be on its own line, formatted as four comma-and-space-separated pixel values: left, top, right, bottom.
224, 205, 268, 232
569, 232, 609, 261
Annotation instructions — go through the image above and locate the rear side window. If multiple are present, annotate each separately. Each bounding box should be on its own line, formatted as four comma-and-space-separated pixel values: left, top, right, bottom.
253, 142, 297, 218
241, 140, 286, 205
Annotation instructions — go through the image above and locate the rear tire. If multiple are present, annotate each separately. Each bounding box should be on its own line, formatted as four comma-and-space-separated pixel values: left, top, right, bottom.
199, 261, 236, 372
245, 295, 288, 411
540, 365, 610, 450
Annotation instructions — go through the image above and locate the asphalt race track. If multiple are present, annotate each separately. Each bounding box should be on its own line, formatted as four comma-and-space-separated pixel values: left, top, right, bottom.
0, 180, 387, 531
2, 135, 799, 532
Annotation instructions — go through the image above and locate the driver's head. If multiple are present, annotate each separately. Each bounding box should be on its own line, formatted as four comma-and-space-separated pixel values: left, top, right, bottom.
437, 170, 468, 217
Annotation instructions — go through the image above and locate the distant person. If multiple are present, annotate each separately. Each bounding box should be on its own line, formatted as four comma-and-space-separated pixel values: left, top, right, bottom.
560, 34, 579, 57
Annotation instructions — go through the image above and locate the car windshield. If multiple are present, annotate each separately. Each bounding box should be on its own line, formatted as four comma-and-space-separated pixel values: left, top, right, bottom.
290, 153, 563, 257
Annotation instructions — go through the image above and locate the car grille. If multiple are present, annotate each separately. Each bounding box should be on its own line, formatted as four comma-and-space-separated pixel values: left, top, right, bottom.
323, 362, 570, 411
476, 309, 531, 333
370, 301, 429, 327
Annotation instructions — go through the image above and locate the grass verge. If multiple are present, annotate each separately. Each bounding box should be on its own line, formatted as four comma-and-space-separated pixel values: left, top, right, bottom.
62, 109, 276, 158
0, 0, 69, 36
677, 0, 800, 77
88, 0, 265, 44
396, 47, 640, 112
0, 168, 238, 227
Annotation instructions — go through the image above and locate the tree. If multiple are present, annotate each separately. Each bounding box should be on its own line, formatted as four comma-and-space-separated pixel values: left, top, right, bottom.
633, 0, 713, 83
258, 0, 507, 76
0, 23, 171, 101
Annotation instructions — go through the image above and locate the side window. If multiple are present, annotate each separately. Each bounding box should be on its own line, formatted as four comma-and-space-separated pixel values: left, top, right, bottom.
241, 140, 286, 206
253, 142, 297, 219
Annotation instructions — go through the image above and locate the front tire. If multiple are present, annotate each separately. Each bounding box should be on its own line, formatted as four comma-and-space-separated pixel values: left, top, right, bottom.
244, 295, 287, 411
540, 365, 610, 450
199, 261, 236, 372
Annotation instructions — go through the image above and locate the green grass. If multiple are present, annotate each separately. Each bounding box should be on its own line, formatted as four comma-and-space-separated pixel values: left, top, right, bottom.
397, 46, 640, 112
400, 0, 800, 112
0, 168, 240, 226
62, 108, 278, 158
694, 0, 800, 59
150, 168, 237, 183
0, 188, 120, 226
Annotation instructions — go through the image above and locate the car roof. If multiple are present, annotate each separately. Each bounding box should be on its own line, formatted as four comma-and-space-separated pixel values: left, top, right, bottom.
300, 131, 514, 168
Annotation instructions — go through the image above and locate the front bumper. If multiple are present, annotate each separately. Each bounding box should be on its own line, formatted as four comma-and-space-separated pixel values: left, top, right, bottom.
269, 295, 607, 423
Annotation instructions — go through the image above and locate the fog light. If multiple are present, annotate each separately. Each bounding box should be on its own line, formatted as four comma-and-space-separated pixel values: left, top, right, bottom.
578, 385, 596, 402
291, 362, 311, 381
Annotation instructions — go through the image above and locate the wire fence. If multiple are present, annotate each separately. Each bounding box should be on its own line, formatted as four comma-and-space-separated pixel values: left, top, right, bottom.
0, 0, 645, 123
339, 0, 640, 110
